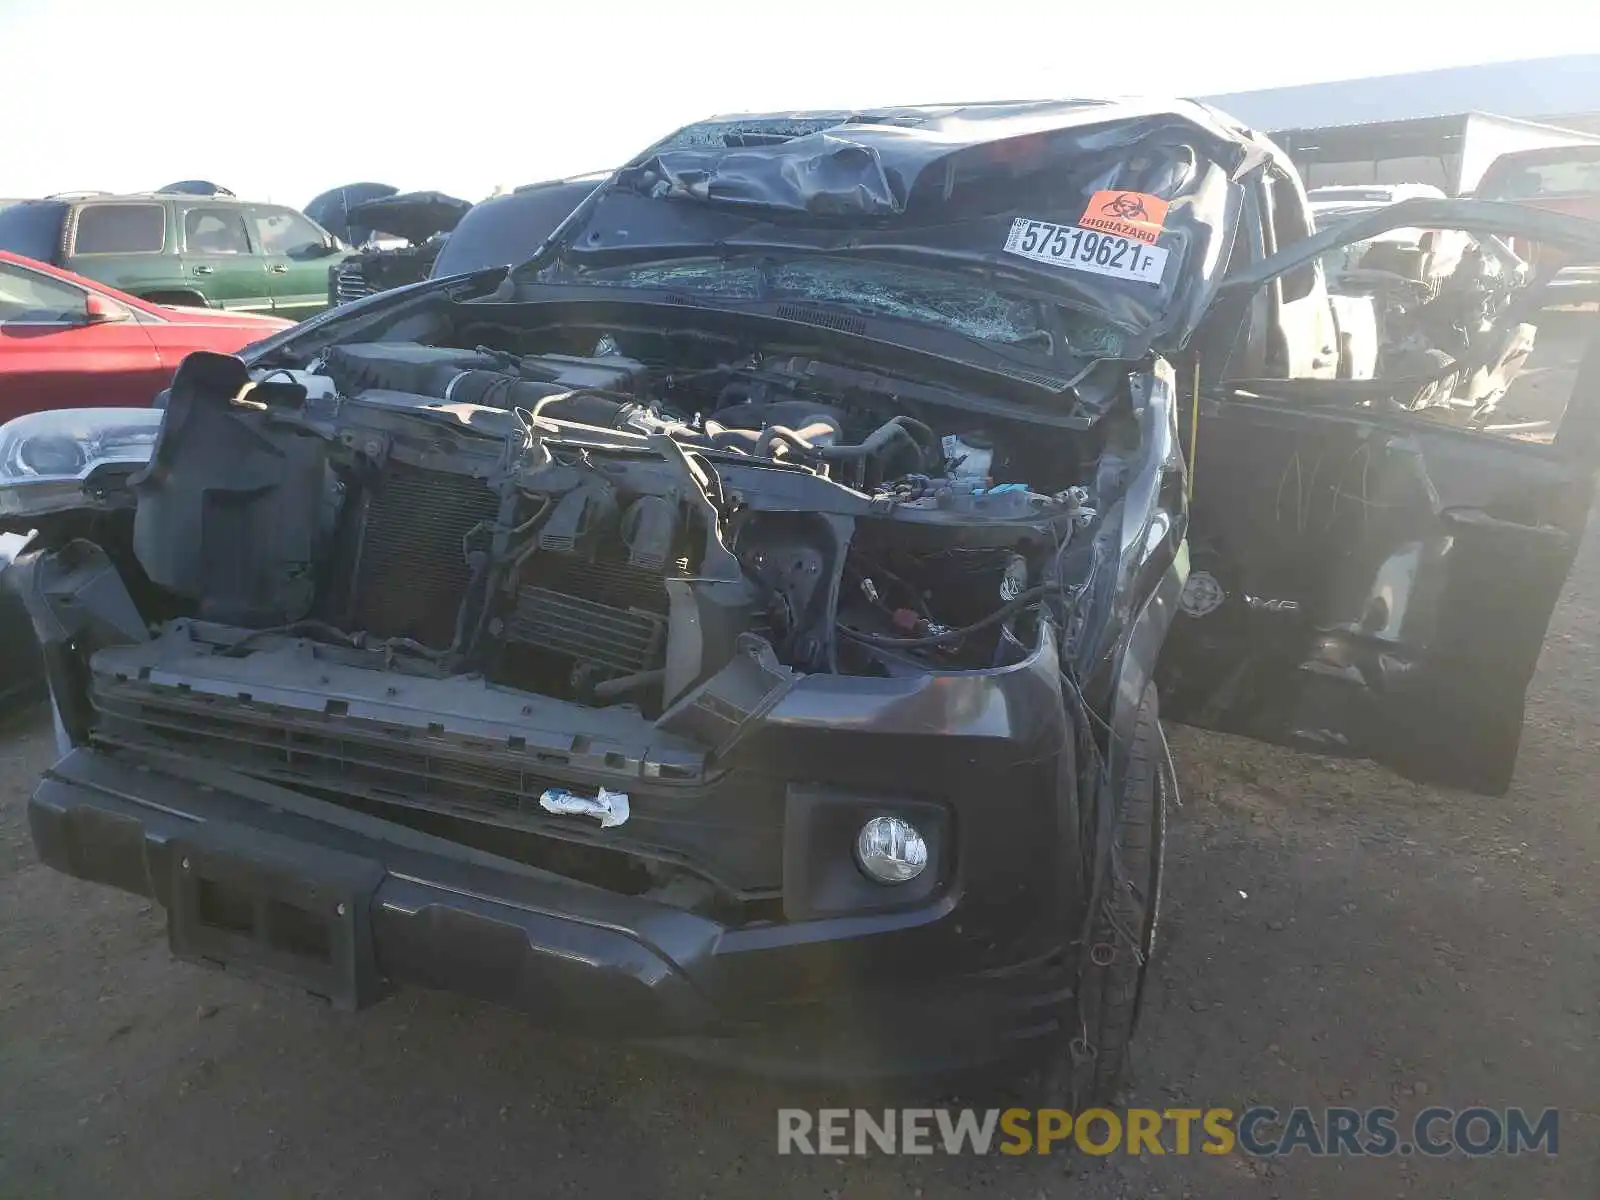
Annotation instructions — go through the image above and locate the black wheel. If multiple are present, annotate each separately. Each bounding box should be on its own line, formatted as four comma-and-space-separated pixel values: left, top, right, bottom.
1055, 683, 1168, 1105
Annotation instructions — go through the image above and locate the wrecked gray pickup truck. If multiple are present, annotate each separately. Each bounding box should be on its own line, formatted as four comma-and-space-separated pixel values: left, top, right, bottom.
6, 100, 1600, 1099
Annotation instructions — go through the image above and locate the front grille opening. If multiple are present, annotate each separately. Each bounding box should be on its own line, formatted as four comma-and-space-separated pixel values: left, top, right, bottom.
304, 788, 661, 896
265, 899, 333, 962
195, 877, 254, 935
334, 262, 372, 303
738, 896, 786, 927
91, 681, 787, 920
336, 796, 775, 928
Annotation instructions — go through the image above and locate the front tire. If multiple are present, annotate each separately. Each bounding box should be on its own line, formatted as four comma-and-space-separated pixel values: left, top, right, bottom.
1059, 683, 1168, 1104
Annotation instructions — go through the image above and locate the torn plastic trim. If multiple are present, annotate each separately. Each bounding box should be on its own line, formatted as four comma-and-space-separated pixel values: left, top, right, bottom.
763, 620, 1064, 740
7, 539, 148, 650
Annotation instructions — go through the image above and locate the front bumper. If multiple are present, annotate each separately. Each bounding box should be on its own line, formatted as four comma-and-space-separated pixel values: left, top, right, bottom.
30, 745, 1076, 1079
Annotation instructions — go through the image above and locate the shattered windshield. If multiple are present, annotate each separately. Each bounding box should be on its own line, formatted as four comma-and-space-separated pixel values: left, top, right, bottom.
521, 105, 1250, 358
574, 257, 1129, 359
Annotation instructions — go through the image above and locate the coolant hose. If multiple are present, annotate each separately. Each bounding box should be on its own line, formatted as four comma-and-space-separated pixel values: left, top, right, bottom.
811, 417, 911, 460
811, 415, 935, 476
703, 422, 763, 451
753, 420, 841, 459
890, 415, 938, 462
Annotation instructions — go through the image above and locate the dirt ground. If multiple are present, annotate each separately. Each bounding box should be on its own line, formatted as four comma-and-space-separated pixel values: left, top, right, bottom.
2, 538, 1597, 1198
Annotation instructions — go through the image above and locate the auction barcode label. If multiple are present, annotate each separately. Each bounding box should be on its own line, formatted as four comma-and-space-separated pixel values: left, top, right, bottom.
1003, 217, 1168, 284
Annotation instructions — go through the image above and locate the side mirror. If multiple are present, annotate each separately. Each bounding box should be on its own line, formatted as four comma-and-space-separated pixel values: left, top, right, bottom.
294, 241, 338, 260
83, 294, 131, 324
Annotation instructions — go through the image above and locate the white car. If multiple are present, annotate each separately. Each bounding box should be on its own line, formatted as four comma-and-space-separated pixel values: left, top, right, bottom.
1309, 183, 1470, 293
1306, 182, 1448, 213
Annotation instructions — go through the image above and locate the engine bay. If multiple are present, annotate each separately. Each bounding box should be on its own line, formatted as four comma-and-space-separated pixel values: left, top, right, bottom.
122, 330, 1120, 743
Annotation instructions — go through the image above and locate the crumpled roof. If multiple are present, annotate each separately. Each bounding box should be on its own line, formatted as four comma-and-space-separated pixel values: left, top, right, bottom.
622, 99, 1267, 216
629, 132, 900, 216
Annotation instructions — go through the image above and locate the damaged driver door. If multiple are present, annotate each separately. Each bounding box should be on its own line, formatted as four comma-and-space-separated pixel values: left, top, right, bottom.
1158, 199, 1600, 795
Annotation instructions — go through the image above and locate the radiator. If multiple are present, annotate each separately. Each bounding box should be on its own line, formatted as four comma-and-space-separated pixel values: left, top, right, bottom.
504, 583, 667, 675
350, 463, 499, 647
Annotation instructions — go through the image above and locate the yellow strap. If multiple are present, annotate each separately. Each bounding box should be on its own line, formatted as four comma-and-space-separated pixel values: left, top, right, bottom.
229, 380, 266, 410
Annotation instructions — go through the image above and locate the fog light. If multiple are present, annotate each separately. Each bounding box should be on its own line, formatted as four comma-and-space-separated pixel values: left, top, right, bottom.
854, 816, 928, 884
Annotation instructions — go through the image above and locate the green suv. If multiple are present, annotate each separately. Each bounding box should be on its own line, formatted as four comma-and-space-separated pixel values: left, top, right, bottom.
0, 192, 353, 320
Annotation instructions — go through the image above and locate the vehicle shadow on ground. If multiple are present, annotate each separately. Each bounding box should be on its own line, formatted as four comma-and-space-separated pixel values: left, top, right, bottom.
3, 523, 1598, 1199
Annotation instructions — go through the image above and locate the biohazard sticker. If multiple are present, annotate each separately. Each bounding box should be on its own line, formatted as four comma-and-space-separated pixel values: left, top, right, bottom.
1003, 217, 1168, 284
1078, 191, 1170, 246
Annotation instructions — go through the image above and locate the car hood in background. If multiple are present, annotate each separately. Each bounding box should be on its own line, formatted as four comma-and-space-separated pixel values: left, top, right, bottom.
429, 177, 606, 279
304, 182, 400, 246
346, 191, 473, 246
158, 180, 236, 197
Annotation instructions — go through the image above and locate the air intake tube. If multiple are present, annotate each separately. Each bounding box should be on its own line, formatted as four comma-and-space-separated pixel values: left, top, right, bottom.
439, 370, 642, 427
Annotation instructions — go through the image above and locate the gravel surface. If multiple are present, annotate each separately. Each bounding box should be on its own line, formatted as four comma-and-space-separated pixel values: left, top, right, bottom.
1, 532, 1596, 1199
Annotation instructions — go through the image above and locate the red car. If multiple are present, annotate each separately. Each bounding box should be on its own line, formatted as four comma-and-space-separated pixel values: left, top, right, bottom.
0, 251, 291, 423
1476, 145, 1600, 301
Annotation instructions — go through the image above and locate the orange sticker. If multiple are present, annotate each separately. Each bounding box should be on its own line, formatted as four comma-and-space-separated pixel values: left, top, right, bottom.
1079, 191, 1170, 246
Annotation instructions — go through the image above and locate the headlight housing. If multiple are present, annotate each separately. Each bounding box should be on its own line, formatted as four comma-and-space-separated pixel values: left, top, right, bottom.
0, 408, 162, 519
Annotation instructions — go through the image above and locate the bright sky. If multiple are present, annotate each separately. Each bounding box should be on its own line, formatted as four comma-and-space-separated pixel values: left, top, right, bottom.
3, 0, 1598, 206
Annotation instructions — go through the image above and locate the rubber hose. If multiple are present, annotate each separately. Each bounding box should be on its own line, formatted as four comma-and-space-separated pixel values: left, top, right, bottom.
754, 420, 840, 459
443, 372, 637, 427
